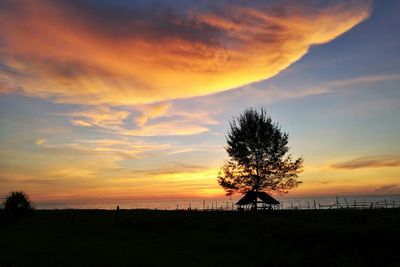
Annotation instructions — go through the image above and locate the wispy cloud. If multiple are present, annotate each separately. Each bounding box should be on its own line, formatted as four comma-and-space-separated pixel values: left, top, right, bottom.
135, 102, 220, 127
70, 120, 93, 127
66, 103, 218, 136
118, 121, 210, 137
331, 155, 400, 170
0, 0, 371, 105
41, 138, 171, 161
135, 103, 172, 127
323, 74, 400, 88
34, 138, 46, 145
372, 184, 397, 193
240, 73, 400, 104
296, 73, 400, 98
68, 106, 129, 128
132, 163, 210, 176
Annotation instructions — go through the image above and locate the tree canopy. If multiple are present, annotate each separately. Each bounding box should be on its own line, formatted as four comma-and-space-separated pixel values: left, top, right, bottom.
218, 108, 303, 196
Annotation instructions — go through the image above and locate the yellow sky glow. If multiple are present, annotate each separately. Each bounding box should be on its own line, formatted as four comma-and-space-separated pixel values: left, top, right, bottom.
3, 0, 397, 203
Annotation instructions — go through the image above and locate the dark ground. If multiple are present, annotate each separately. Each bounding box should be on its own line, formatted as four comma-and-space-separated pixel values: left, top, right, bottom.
0, 209, 399, 267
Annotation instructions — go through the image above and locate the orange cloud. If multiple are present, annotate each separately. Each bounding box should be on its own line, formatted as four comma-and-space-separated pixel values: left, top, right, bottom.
66, 104, 217, 136
134, 102, 219, 128
135, 103, 172, 127
0, 0, 372, 105
68, 106, 129, 127
70, 120, 93, 127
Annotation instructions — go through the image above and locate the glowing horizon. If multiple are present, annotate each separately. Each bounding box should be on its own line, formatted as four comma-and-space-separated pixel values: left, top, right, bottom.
1, 0, 400, 202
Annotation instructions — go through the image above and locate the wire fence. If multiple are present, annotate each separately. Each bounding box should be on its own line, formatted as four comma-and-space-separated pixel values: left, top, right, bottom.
261, 197, 400, 211
175, 197, 400, 211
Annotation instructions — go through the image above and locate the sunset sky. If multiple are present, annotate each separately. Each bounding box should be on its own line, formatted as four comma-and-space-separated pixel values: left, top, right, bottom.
0, 0, 399, 202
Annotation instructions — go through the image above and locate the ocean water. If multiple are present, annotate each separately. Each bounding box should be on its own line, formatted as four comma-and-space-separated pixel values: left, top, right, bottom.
31, 194, 400, 210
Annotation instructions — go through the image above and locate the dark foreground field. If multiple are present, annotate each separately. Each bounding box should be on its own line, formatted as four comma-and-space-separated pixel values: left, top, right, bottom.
1, 209, 399, 267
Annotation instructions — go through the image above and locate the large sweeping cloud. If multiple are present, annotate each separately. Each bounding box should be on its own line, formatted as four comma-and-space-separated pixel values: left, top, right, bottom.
0, 0, 371, 105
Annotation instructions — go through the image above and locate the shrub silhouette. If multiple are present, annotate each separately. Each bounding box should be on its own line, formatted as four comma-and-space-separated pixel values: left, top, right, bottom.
3, 191, 33, 212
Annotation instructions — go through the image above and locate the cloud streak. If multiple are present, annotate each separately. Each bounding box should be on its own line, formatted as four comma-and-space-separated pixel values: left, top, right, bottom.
373, 184, 397, 193
0, 0, 371, 105
35, 138, 47, 146
66, 103, 218, 136
69, 106, 130, 128
239, 73, 400, 105
332, 156, 400, 170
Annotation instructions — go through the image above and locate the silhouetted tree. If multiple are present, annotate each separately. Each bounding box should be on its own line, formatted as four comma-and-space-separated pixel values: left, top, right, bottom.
3, 191, 33, 212
218, 108, 303, 208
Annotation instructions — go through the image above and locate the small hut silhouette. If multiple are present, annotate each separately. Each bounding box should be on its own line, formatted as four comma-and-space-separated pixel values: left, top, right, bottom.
236, 191, 280, 210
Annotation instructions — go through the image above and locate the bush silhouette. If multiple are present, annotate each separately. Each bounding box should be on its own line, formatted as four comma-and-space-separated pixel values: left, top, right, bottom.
3, 191, 33, 212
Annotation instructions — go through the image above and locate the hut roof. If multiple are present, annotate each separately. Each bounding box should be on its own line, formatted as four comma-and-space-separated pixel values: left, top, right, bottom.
235, 191, 280, 205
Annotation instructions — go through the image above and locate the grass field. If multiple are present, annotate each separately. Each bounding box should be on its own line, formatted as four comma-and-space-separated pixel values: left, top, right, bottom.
1, 209, 399, 267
